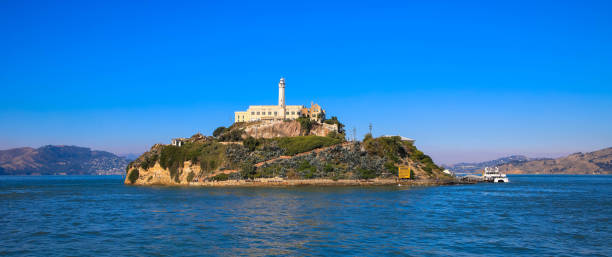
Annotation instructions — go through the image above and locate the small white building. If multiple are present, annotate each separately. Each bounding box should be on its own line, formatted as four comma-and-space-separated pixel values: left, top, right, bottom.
171, 138, 187, 147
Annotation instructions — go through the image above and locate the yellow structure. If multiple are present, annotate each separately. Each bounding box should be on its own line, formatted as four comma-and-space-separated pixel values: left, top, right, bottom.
234, 78, 325, 123
398, 165, 412, 179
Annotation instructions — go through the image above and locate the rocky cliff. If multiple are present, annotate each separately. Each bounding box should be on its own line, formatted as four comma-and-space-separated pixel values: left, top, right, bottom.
242, 120, 338, 138
0, 145, 129, 175
497, 147, 612, 174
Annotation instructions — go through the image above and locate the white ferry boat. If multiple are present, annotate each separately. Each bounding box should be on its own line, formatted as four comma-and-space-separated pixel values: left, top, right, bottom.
482, 167, 509, 183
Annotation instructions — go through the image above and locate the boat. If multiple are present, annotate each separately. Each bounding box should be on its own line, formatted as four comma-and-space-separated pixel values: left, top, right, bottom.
482, 167, 509, 183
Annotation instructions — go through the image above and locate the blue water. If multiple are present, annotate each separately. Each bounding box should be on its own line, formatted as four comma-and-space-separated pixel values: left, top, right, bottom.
1, 175, 611, 256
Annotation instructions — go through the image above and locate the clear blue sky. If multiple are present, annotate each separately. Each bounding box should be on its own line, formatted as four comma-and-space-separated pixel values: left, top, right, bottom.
1, 0, 611, 164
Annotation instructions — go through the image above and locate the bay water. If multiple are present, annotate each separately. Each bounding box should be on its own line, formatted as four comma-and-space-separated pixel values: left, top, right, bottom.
1, 175, 610, 256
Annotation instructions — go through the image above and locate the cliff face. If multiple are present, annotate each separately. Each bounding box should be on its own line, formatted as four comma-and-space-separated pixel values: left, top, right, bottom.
498, 147, 612, 174
243, 120, 338, 138
0, 145, 129, 175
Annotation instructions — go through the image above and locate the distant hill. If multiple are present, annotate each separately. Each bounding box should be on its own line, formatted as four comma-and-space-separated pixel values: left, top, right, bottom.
445, 155, 548, 173
0, 145, 129, 175
498, 148, 612, 174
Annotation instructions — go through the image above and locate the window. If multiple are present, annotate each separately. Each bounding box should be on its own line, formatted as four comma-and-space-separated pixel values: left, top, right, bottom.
274, 112, 277, 116
291, 111, 295, 115
251, 112, 254, 115
286, 111, 289, 115
268, 112, 271, 115
257, 112, 260, 115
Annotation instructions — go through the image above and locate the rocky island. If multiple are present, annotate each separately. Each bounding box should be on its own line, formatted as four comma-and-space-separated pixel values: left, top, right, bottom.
124, 119, 456, 186
125, 78, 457, 186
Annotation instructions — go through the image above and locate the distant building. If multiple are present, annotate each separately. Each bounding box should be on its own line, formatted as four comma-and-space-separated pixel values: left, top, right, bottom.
234, 78, 325, 123
171, 138, 187, 147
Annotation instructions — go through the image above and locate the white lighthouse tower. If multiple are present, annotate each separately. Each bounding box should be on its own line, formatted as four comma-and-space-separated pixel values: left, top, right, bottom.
278, 77, 286, 119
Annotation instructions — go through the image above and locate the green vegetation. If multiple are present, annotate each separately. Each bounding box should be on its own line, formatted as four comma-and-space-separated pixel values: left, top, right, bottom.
243, 136, 258, 151
297, 160, 317, 179
159, 142, 226, 181
326, 130, 345, 141
128, 169, 139, 184
357, 168, 376, 180
297, 117, 314, 135
324, 116, 345, 134
213, 126, 227, 137
272, 135, 342, 155
186, 171, 195, 182
140, 154, 158, 170
362, 135, 443, 175
219, 129, 243, 142
240, 162, 256, 179
210, 173, 230, 181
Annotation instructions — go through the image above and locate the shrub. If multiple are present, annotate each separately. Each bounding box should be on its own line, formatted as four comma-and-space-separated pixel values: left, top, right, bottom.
357, 168, 376, 180
220, 129, 243, 142
297, 117, 314, 135
128, 169, 139, 184
243, 136, 258, 151
210, 173, 229, 181
240, 162, 256, 179
213, 126, 227, 137
140, 154, 158, 170
326, 131, 345, 141
186, 171, 195, 182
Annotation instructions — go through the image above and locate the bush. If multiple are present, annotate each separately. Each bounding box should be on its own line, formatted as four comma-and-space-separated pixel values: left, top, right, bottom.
358, 168, 376, 180
210, 173, 230, 181
240, 162, 256, 179
243, 136, 258, 151
297, 117, 314, 135
213, 126, 227, 137
128, 169, 139, 184
186, 171, 195, 182
220, 129, 243, 142
326, 131, 345, 141
273, 136, 342, 155
159, 142, 227, 180
140, 154, 158, 170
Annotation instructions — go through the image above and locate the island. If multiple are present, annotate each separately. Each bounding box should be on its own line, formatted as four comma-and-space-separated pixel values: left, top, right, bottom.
124, 119, 458, 186
125, 78, 457, 186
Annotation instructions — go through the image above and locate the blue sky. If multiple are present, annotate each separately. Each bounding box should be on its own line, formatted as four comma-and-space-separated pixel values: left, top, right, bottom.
1, 0, 611, 164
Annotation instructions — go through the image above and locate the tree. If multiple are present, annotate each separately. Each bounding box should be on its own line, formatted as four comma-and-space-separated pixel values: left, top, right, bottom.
324, 116, 345, 134
297, 117, 313, 135
243, 136, 258, 151
240, 162, 256, 180
128, 169, 139, 184
213, 126, 227, 138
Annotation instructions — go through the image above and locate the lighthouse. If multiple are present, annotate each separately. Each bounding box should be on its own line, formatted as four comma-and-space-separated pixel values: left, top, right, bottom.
278, 77, 286, 119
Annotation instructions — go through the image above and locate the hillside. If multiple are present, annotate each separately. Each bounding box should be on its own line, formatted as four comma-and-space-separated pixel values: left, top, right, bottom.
125, 120, 453, 185
447, 155, 545, 173
0, 145, 129, 175
497, 147, 612, 174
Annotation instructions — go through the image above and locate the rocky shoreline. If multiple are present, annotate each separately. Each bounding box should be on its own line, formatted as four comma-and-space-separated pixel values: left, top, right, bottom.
131, 178, 469, 187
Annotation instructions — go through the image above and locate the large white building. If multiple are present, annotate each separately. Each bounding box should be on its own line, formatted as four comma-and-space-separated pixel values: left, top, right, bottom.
234, 78, 325, 123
